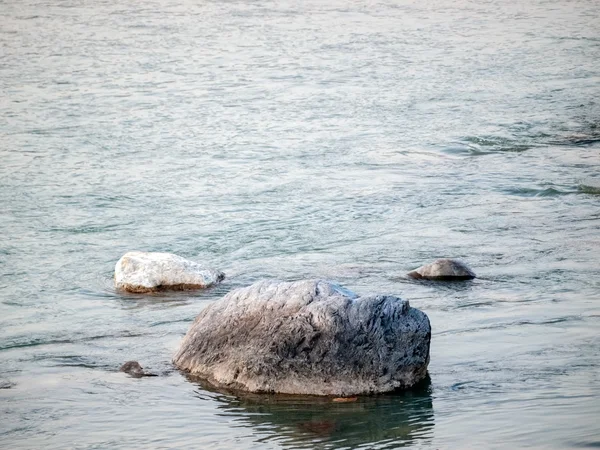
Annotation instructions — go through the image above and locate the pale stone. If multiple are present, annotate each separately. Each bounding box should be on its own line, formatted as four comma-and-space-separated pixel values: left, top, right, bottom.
408, 258, 476, 280
115, 251, 224, 293
173, 279, 431, 396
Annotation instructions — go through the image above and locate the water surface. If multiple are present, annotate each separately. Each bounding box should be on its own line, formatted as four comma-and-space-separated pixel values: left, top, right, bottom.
1, 0, 599, 448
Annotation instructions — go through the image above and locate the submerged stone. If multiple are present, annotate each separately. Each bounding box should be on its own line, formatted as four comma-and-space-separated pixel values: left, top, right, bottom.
408, 258, 476, 280
114, 251, 224, 293
173, 279, 431, 396
579, 178, 600, 194
0, 379, 15, 389
119, 361, 156, 378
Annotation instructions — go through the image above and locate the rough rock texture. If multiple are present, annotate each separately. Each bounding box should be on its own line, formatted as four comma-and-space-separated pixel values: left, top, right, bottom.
115, 251, 224, 293
408, 258, 476, 280
173, 279, 431, 396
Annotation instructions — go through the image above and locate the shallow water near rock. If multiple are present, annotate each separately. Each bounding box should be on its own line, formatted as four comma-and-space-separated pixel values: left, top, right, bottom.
1, 0, 599, 448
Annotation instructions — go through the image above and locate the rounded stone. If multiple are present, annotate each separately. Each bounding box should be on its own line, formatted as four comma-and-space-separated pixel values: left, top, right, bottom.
119, 361, 156, 378
114, 251, 224, 293
120, 361, 145, 377
173, 279, 431, 396
407, 258, 476, 280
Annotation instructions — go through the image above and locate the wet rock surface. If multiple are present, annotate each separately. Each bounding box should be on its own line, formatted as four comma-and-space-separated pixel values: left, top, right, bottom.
173, 279, 431, 396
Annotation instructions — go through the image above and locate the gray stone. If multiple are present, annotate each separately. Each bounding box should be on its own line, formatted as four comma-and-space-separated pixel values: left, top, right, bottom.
115, 251, 224, 293
173, 279, 431, 396
119, 361, 156, 378
408, 258, 476, 280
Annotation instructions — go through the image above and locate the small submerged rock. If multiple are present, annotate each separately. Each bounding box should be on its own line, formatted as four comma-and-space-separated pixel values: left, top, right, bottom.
0, 379, 16, 389
119, 361, 156, 378
115, 251, 224, 293
408, 258, 476, 280
579, 178, 600, 195
173, 279, 431, 396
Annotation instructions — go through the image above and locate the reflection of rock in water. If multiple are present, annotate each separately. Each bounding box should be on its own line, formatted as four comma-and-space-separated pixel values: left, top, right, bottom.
189, 375, 434, 449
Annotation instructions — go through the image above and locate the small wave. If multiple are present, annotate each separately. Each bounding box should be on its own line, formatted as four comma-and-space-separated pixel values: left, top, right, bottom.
0, 331, 147, 352
438, 315, 583, 335
44, 222, 135, 234
33, 355, 112, 370
6, 125, 81, 136
504, 186, 573, 198
149, 318, 193, 328
571, 440, 600, 448
457, 135, 536, 154
549, 134, 600, 147
455, 301, 494, 309
453, 128, 600, 156
450, 380, 504, 393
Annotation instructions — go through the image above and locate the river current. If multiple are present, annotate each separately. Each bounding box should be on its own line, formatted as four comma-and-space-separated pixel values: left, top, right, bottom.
1, 0, 599, 448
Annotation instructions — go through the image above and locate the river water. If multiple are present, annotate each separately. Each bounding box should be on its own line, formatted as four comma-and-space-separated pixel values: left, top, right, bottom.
1, 0, 599, 448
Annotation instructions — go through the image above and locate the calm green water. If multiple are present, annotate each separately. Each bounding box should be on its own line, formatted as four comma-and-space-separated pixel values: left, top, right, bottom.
1, 0, 600, 448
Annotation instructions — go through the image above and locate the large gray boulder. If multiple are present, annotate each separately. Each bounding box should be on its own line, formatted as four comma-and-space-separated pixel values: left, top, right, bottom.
173, 279, 431, 396
408, 258, 476, 280
115, 251, 224, 293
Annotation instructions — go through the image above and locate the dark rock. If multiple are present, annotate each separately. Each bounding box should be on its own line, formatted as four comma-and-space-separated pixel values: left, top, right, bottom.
119, 361, 156, 378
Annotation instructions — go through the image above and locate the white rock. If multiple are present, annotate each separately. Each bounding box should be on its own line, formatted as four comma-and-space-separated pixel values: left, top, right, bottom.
408, 258, 476, 280
115, 251, 224, 293
173, 279, 431, 396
